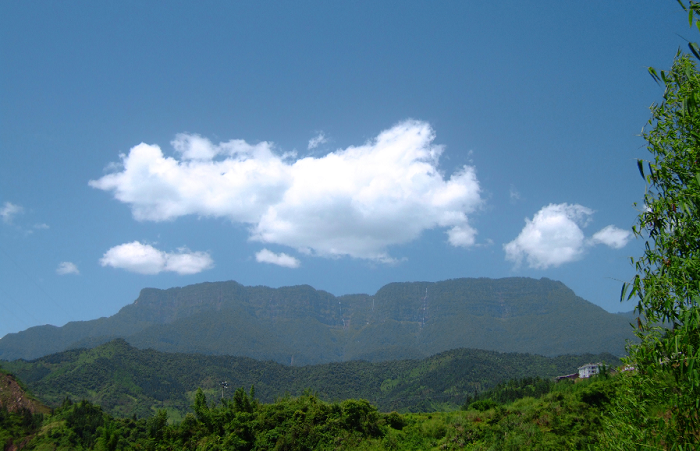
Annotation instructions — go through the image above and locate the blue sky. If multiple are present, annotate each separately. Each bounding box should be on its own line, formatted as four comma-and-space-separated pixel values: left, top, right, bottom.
0, 1, 690, 338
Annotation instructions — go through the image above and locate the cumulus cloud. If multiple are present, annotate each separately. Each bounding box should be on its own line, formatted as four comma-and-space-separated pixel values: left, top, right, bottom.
504, 203, 630, 269
99, 241, 213, 275
589, 225, 632, 249
255, 249, 301, 268
56, 262, 80, 275
1, 202, 23, 224
308, 132, 327, 150
90, 120, 483, 261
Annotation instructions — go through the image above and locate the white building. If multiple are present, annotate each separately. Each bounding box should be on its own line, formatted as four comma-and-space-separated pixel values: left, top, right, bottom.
578, 363, 602, 378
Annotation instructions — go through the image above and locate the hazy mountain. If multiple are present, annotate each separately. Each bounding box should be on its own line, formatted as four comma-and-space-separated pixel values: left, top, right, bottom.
0, 277, 636, 364
0, 339, 620, 416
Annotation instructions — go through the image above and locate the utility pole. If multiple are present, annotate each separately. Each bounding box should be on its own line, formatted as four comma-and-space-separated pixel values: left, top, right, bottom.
220, 381, 229, 399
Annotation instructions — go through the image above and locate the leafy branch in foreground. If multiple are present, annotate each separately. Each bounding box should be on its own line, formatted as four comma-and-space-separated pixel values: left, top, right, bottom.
604, 1, 700, 448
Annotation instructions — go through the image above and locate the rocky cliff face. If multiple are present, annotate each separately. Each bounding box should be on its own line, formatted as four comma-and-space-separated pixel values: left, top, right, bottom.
0, 277, 636, 364
0, 371, 49, 414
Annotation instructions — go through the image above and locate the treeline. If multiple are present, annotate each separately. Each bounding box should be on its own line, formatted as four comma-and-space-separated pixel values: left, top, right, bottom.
1, 339, 620, 417
462, 376, 555, 410
1, 371, 633, 450
0, 404, 44, 448
2, 389, 390, 450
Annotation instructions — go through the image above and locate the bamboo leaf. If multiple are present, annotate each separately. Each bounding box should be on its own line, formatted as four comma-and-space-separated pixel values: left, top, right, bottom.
648, 67, 661, 84
688, 42, 700, 60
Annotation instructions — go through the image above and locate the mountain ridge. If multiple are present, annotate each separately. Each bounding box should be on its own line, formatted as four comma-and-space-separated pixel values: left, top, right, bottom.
0, 277, 636, 364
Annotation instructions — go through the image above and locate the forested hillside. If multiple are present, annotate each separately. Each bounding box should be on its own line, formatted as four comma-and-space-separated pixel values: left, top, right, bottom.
0, 339, 619, 418
0, 366, 637, 451
0, 277, 635, 363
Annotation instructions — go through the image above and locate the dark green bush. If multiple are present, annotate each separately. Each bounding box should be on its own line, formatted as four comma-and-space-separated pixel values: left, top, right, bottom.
469, 399, 499, 411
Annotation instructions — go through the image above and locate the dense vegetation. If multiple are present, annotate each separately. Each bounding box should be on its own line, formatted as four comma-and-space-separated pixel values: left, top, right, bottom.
0, 405, 44, 450
1, 369, 628, 451
594, 2, 700, 448
1, 339, 619, 419
0, 277, 635, 363
462, 376, 555, 410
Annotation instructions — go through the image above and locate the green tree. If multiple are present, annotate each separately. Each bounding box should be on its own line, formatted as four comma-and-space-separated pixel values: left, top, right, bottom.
603, 2, 700, 448
147, 409, 168, 442
193, 387, 213, 433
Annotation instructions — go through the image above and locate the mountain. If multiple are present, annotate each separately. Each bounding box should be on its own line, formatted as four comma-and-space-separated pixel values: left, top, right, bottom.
0, 339, 620, 416
0, 277, 636, 364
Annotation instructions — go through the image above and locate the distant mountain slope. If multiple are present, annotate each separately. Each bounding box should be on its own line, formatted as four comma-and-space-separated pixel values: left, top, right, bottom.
0, 277, 636, 363
1, 339, 621, 416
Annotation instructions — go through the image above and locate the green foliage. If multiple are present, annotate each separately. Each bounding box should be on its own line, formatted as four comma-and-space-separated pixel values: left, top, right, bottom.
232, 387, 253, 413
0, 375, 623, 451
147, 409, 168, 442
61, 399, 106, 449
8, 364, 684, 451
0, 404, 44, 450
384, 411, 407, 430
597, 370, 671, 449
1, 339, 620, 417
468, 399, 499, 412
576, 380, 613, 408
606, 2, 700, 448
382, 377, 615, 450
462, 376, 555, 409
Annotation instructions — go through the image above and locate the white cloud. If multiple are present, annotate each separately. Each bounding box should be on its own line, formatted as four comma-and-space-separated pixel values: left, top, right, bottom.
446, 225, 477, 247
590, 225, 632, 249
308, 132, 328, 150
509, 185, 521, 203
1, 202, 23, 224
99, 241, 213, 275
255, 249, 301, 268
34, 223, 49, 230
504, 203, 592, 269
504, 203, 631, 269
56, 262, 80, 275
90, 120, 483, 261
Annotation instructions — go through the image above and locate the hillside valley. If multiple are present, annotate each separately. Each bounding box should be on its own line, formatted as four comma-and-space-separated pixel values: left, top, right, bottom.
0, 277, 636, 365
0, 339, 620, 417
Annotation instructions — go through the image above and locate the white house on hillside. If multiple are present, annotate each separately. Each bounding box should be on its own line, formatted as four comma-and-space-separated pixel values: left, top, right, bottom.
578, 363, 602, 378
